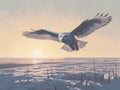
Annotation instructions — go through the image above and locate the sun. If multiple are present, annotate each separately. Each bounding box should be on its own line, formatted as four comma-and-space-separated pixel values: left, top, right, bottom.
32, 50, 43, 58
32, 50, 44, 64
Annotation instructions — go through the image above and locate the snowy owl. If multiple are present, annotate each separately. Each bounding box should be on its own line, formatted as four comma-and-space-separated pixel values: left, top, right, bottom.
23, 13, 112, 52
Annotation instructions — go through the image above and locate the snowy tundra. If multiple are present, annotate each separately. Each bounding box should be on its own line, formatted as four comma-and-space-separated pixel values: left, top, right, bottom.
0, 58, 120, 90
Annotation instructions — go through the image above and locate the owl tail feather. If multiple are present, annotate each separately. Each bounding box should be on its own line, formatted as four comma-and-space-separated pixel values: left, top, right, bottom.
61, 40, 87, 52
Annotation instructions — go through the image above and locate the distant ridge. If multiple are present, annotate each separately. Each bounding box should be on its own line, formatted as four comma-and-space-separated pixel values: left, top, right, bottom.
64, 57, 120, 60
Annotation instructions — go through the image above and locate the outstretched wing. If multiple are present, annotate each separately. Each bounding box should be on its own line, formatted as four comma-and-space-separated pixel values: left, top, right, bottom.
70, 13, 112, 38
23, 29, 59, 42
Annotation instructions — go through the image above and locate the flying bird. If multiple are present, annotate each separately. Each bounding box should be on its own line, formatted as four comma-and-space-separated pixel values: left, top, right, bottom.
23, 13, 112, 52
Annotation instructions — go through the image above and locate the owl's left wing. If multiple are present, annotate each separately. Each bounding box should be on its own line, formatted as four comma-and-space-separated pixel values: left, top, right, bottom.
70, 13, 112, 38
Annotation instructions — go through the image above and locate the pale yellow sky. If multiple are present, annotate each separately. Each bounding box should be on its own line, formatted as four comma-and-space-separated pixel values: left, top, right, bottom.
0, 0, 120, 58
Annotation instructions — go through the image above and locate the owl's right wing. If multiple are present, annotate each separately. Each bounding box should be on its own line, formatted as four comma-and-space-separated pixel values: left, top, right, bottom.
22, 29, 59, 42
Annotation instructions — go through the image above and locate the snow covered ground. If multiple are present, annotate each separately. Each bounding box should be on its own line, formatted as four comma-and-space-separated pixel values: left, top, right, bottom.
0, 58, 120, 90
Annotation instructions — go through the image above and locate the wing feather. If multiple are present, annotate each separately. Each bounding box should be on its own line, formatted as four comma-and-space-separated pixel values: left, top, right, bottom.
22, 29, 59, 42
71, 13, 112, 38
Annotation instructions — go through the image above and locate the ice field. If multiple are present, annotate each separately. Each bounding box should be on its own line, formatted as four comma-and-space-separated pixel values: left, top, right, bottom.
0, 58, 120, 90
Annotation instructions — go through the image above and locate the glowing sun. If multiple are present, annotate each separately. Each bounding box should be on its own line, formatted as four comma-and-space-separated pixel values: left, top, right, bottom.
32, 50, 43, 58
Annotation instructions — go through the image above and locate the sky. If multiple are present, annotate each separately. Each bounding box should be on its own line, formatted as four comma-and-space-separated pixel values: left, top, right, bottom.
0, 0, 120, 58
